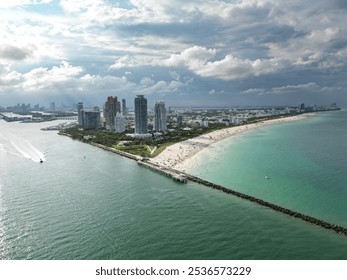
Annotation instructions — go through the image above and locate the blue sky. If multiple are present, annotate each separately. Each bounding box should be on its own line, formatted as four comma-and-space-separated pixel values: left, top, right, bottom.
0, 0, 346, 108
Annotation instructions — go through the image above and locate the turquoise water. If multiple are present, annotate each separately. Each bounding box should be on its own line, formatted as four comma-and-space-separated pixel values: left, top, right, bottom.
188, 111, 347, 227
0, 114, 346, 260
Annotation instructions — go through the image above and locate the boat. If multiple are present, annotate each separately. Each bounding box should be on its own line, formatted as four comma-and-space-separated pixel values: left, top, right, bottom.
265, 176, 270, 179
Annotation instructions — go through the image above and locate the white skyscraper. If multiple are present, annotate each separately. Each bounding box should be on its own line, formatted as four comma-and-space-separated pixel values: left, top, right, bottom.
115, 113, 125, 133
154, 101, 167, 131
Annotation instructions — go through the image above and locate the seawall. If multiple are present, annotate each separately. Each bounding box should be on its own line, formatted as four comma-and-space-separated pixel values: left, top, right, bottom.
90, 142, 142, 161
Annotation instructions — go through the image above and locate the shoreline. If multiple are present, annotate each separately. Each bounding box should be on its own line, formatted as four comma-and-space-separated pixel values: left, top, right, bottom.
57, 112, 347, 236
149, 113, 313, 172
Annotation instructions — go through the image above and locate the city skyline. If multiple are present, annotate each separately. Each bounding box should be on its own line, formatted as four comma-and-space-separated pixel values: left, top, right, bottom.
0, 1, 347, 108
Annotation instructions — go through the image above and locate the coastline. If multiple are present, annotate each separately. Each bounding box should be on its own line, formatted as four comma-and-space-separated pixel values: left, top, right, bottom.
149, 113, 313, 172
57, 112, 347, 236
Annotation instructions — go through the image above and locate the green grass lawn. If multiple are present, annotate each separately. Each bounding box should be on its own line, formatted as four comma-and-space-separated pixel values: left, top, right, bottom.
113, 142, 176, 158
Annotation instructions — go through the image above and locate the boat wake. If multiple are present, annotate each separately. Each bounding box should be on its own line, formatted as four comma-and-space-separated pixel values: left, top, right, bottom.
10, 137, 45, 163
0, 132, 46, 163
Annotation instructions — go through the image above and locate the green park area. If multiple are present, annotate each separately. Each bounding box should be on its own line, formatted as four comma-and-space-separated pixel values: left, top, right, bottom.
59, 123, 228, 158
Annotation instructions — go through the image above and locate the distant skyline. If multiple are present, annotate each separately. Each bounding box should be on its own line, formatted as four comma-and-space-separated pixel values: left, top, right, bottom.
1, 0, 347, 107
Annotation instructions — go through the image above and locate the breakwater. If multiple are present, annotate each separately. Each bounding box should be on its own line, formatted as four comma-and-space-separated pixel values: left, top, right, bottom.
138, 160, 188, 183
136, 159, 347, 236
185, 174, 347, 237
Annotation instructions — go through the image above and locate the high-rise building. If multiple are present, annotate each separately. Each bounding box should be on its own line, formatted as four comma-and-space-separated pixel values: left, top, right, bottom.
50, 102, 55, 111
81, 107, 101, 130
154, 101, 167, 131
77, 102, 84, 125
134, 95, 148, 134
122, 98, 128, 116
104, 96, 121, 131
115, 113, 125, 133
299, 103, 305, 111
177, 115, 183, 126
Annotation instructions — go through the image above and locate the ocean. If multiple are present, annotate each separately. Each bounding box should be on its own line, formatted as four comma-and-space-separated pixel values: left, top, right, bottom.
0, 111, 346, 260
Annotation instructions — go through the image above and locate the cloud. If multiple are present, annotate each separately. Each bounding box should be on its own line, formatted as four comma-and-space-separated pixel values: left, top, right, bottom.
0, 45, 36, 61
136, 79, 185, 95
208, 89, 225, 95
21, 61, 83, 90
162, 46, 216, 67
241, 88, 266, 95
59, 0, 100, 13
140, 77, 155, 86
0, 64, 22, 86
109, 56, 130, 69
270, 83, 319, 94
169, 70, 180, 81
241, 83, 319, 96
0, 0, 51, 8
159, 46, 285, 80
0, 60, 190, 104
196, 55, 284, 80
1, 0, 347, 106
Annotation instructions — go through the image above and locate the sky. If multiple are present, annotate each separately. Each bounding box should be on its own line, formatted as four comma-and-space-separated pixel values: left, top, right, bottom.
0, 0, 347, 108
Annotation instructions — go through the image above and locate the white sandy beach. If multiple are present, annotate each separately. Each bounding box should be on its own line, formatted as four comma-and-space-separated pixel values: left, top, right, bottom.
149, 114, 312, 173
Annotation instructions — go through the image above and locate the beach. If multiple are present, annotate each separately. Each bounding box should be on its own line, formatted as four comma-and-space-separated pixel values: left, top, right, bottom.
149, 114, 311, 172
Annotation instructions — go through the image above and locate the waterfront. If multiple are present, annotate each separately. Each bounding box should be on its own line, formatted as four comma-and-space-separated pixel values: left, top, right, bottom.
0, 116, 347, 259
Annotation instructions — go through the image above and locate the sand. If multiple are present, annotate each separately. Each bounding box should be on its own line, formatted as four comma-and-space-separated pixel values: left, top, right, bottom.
149, 114, 311, 172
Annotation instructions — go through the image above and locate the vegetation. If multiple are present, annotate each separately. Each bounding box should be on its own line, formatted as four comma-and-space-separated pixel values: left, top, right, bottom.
59, 123, 230, 158
59, 114, 301, 158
